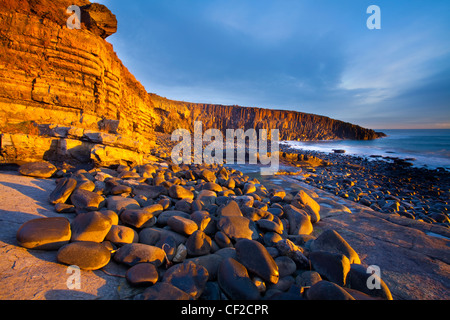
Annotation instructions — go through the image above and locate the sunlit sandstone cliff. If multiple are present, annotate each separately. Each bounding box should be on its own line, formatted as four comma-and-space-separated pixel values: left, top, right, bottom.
149, 94, 385, 141
0, 0, 384, 166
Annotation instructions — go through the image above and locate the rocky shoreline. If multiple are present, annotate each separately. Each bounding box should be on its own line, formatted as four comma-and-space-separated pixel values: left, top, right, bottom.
278, 144, 450, 230
11, 154, 396, 301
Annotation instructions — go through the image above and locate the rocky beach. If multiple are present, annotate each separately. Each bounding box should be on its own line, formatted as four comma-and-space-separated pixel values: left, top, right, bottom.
1, 134, 449, 301
0, 0, 449, 303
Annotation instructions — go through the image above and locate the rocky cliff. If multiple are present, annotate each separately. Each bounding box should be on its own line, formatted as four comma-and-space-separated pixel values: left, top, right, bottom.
0, 0, 383, 167
149, 94, 385, 141
0, 0, 160, 166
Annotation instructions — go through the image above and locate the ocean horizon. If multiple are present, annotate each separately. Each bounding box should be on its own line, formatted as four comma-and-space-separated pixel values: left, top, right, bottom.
281, 129, 450, 170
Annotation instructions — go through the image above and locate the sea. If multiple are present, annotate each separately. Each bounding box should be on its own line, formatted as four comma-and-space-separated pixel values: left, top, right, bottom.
281, 129, 450, 170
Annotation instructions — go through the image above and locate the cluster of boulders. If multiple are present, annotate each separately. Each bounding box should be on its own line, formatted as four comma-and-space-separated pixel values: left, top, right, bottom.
16, 160, 392, 300
279, 146, 450, 227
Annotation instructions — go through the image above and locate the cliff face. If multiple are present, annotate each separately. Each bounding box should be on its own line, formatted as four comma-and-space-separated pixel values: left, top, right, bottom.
149, 94, 385, 141
0, 0, 383, 166
0, 0, 163, 165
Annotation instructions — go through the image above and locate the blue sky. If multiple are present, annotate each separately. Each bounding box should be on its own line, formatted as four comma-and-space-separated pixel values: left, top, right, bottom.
95, 0, 450, 129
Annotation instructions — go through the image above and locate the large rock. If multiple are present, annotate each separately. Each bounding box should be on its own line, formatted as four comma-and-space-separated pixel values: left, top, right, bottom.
185, 230, 212, 256
167, 216, 198, 236
106, 196, 140, 212
346, 264, 393, 300
16, 217, 71, 250
310, 229, 361, 264
307, 280, 355, 300
80, 3, 117, 39
114, 243, 166, 267
169, 185, 194, 200
217, 216, 259, 241
120, 208, 156, 229
218, 258, 260, 300
163, 261, 209, 299
235, 239, 279, 284
19, 161, 57, 179
217, 200, 243, 217
70, 189, 105, 211
125, 263, 159, 287
70, 211, 113, 243
294, 190, 321, 223
56, 241, 111, 271
283, 205, 313, 235
105, 225, 139, 246
136, 282, 193, 300
48, 178, 77, 204
309, 251, 351, 287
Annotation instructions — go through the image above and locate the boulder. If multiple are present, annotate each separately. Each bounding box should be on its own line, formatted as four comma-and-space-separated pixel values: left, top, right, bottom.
18, 161, 57, 179
106, 196, 140, 212
48, 178, 77, 204
120, 208, 156, 229
294, 190, 321, 223
310, 229, 361, 264
167, 216, 198, 236
56, 241, 111, 271
307, 281, 355, 300
70, 211, 113, 243
346, 264, 393, 300
136, 282, 193, 300
217, 200, 243, 217
105, 225, 139, 246
114, 243, 166, 267
283, 205, 313, 235
217, 216, 259, 241
169, 185, 194, 200
125, 263, 159, 287
185, 230, 212, 256
309, 251, 351, 287
218, 258, 260, 300
235, 239, 279, 284
70, 189, 105, 211
163, 261, 209, 299
16, 217, 71, 250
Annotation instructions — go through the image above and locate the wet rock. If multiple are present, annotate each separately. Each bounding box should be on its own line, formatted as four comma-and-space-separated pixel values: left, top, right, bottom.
19, 161, 57, 178
16, 217, 71, 250
218, 258, 260, 300
125, 263, 159, 286
310, 229, 361, 264
114, 243, 166, 267
235, 239, 279, 284
56, 241, 111, 271
48, 178, 77, 204
163, 261, 209, 299
309, 251, 351, 287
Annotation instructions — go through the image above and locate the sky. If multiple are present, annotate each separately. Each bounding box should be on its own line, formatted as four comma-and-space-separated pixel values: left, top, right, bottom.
95, 0, 450, 129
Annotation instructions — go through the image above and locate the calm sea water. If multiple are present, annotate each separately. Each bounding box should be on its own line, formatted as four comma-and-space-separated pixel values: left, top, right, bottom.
282, 129, 450, 170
